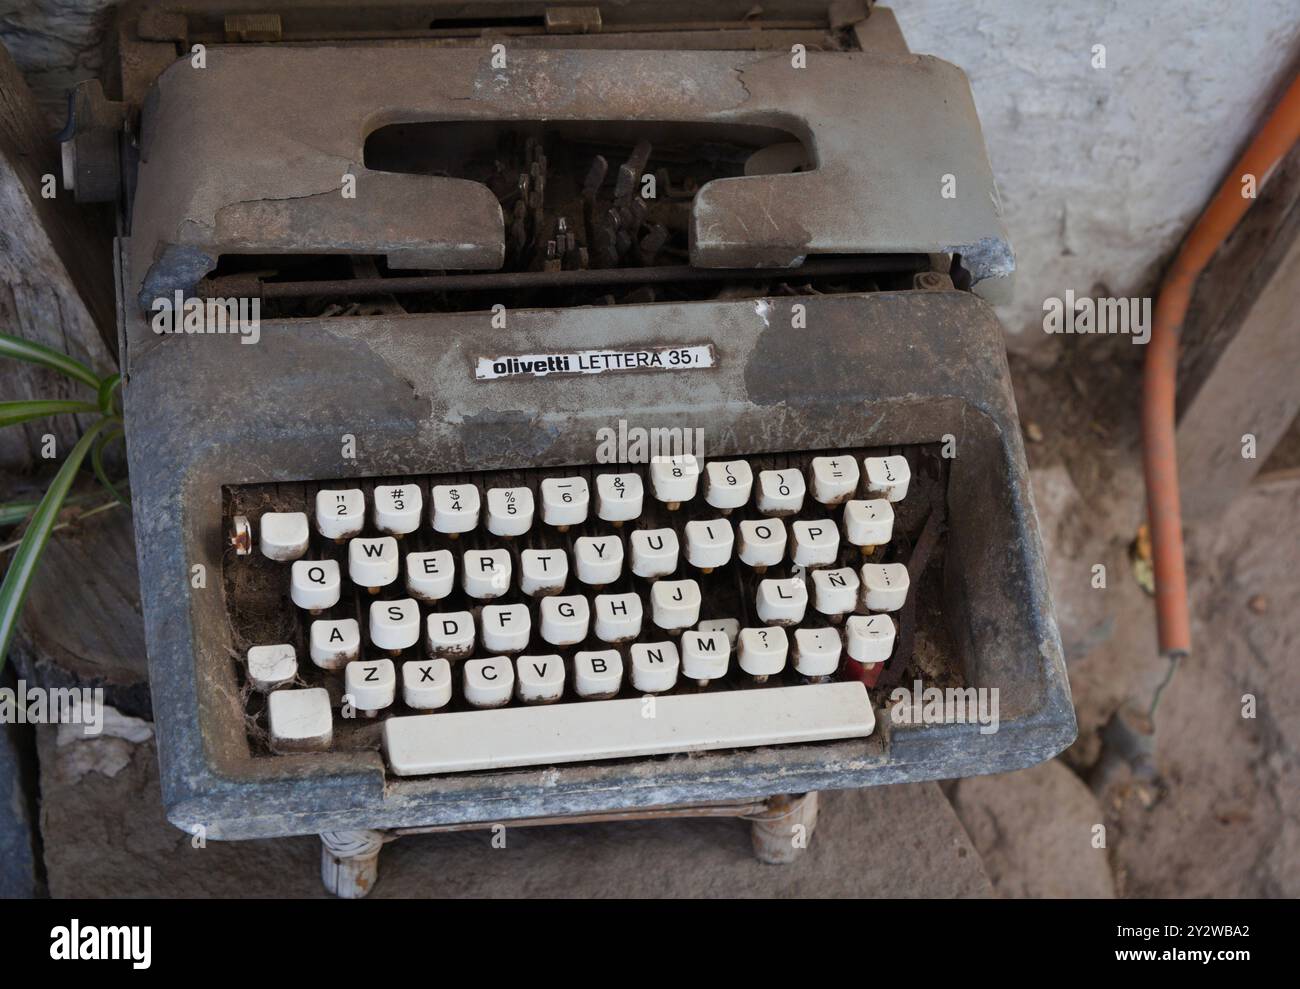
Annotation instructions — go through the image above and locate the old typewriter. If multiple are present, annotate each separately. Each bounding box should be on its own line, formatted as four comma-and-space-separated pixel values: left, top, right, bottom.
65, 0, 1074, 843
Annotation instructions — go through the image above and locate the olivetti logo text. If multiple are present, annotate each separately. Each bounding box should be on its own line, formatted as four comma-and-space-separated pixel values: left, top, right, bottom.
50, 920, 151, 969
475, 345, 716, 380
595, 419, 706, 465
150, 291, 261, 344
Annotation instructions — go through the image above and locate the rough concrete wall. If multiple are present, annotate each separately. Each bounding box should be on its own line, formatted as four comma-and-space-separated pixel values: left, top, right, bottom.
3, 1, 1300, 359
893, 0, 1300, 355
0, 0, 116, 121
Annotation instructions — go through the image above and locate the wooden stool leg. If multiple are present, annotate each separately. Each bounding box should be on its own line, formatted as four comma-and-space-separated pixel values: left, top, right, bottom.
751, 792, 819, 864
320, 829, 386, 898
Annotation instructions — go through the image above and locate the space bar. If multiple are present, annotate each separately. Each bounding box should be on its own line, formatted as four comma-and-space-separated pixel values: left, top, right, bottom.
382, 682, 875, 775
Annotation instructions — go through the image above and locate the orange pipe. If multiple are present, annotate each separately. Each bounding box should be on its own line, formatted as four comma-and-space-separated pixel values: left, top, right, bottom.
1143, 71, 1300, 658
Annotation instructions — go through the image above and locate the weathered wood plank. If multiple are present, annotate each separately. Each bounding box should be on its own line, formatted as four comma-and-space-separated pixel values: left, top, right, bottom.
1176, 138, 1300, 521
10, 504, 150, 717
0, 40, 117, 472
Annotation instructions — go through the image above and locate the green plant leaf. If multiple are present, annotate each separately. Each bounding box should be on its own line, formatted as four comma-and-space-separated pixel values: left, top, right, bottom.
97, 373, 122, 415
0, 491, 100, 529
0, 332, 101, 392
91, 425, 130, 507
0, 417, 115, 668
0, 502, 38, 527
0, 398, 101, 429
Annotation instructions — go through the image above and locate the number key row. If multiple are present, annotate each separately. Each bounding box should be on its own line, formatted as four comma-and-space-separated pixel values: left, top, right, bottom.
252, 455, 911, 559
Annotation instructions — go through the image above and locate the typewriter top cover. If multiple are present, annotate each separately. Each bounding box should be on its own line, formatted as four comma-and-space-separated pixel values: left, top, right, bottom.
88, 0, 1073, 838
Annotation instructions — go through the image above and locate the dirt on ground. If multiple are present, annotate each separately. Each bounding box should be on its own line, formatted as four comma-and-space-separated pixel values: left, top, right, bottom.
951, 338, 1300, 898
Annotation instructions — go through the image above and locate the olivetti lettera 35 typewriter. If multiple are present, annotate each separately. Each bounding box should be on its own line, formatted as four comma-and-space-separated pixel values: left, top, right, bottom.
72, 1, 1074, 856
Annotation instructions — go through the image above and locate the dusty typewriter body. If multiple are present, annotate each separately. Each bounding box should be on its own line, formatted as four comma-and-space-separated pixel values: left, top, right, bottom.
98, 1, 1074, 839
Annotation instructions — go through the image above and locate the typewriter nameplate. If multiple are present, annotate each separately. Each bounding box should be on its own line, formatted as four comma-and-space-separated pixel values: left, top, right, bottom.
475, 345, 716, 381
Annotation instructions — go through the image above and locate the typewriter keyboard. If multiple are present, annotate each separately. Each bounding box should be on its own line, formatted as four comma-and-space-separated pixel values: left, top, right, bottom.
224, 448, 945, 775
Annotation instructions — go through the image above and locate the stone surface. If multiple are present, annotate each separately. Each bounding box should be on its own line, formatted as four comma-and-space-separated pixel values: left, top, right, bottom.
951, 758, 1116, 898
895, 0, 1300, 355
1030, 458, 1300, 897
1008, 340, 1299, 897
0, 0, 116, 123
1095, 474, 1300, 897
1030, 464, 1122, 661
1057, 581, 1162, 774
0, 670, 40, 897
38, 727, 992, 897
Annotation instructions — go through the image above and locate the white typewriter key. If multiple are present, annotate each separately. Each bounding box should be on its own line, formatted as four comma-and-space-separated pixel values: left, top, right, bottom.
481, 603, 532, 654
486, 486, 535, 537
791, 519, 840, 567
315, 488, 365, 540
737, 518, 787, 569
680, 629, 730, 684
345, 659, 396, 713
593, 592, 643, 642
431, 484, 480, 535
402, 658, 452, 710
843, 499, 895, 548
406, 549, 455, 602
738, 626, 789, 678
519, 549, 568, 596
811, 567, 860, 616
268, 688, 332, 753
793, 627, 842, 678
373, 484, 423, 535
515, 655, 565, 704
629, 528, 680, 579
349, 536, 399, 590
574, 649, 624, 699
630, 641, 680, 693
383, 684, 876, 775
462, 549, 511, 599
810, 456, 861, 506
369, 598, 421, 652
860, 563, 910, 612
649, 454, 700, 508
574, 535, 624, 586
310, 618, 361, 670
540, 595, 590, 646
697, 617, 740, 646
259, 512, 309, 561
290, 559, 341, 611
864, 455, 911, 502
756, 468, 805, 515
651, 579, 702, 630
704, 459, 753, 511
756, 577, 808, 625
684, 518, 735, 571
426, 611, 476, 659
246, 644, 297, 691
595, 472, 644, 522
463, 657, 514, 708
846, 614, 896, 664
540, 476, 589, 528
